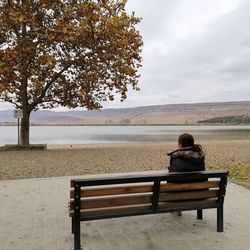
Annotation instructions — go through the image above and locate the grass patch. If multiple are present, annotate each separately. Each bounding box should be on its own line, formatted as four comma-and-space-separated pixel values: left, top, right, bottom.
208, 165, 250, 184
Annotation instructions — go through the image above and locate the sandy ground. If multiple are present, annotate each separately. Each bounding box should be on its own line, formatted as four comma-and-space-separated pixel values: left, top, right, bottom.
0, 140, 250, 182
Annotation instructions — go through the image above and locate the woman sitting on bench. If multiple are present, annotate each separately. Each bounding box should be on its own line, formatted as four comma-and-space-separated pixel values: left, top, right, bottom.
167, 133, 206, 216
168, 133, 205, 172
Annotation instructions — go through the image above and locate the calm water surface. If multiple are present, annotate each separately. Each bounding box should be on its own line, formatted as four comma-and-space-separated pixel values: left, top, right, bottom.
1, 125, 250, 145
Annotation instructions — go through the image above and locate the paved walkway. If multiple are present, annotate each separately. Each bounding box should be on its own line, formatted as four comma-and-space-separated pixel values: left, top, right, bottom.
0, 174, 250, 250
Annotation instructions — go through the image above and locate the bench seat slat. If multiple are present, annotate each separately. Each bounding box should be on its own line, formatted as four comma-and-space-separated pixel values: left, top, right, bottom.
159, 190, 219, 202
160, 181, 219, 192
158, 198, 218, 209
70, 184, 153, 198
69, 199, 218, 218
70, 194, 152, 210
70, 189, 218, 210
69, 204, 151, 218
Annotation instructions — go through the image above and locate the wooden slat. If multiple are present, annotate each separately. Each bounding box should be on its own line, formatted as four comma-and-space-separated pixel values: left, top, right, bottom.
159, 190, 219, 202
70, 181, 219, 199
69, 204, 151, 217
82, 194, 152, 209
160, 181, 219, 192
69, 199, 218, 217
158, 199, 218, 209
70, 194, 152, 210
70, 184, 153, 199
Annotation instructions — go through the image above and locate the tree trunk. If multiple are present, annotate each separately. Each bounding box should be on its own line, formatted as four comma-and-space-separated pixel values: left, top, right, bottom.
20, 110, 30, 145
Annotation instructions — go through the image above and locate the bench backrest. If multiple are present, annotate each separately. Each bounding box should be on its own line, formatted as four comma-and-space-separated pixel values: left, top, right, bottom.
69, 170, 228, 220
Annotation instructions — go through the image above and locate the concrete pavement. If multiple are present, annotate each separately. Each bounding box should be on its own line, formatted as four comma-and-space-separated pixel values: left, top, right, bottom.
0, 175, 250, 250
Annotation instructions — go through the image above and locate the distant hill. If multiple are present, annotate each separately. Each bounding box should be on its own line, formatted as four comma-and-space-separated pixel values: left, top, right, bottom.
1, 101, 250, 125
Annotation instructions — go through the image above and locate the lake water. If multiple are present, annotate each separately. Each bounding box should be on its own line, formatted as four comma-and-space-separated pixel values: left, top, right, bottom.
1, 125, 250, 145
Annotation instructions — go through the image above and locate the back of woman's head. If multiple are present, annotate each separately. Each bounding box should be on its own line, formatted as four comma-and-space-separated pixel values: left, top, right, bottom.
178, 133, 194, 147
178, 133, 202, 153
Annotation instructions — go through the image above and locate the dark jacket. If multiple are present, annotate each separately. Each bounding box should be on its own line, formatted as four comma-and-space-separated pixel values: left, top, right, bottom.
168, 146, 205, 172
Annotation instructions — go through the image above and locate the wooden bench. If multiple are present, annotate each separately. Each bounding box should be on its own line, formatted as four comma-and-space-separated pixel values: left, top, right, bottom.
69, 170, 228, 250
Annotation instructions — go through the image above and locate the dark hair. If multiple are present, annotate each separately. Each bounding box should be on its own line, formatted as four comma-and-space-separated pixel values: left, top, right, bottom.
178, 133, 194, 147
178, 133, 202, 152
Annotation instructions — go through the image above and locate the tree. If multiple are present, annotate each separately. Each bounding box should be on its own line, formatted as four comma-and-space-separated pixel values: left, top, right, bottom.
0, 0, 142, 145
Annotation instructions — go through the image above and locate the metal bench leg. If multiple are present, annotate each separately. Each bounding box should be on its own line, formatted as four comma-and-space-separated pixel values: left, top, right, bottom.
217, 205, 224, 232
72, 218, 75, 234
74, 184, 82, 250
197, 209, 203, 220
74, 217, 81, 250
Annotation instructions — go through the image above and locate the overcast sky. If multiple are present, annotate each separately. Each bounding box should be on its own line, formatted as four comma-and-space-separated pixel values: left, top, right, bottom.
115, 0, 250, 108
1, 0, 250, 110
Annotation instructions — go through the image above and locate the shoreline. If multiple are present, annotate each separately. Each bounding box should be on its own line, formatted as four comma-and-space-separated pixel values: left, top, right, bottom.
2, 123, 250, 126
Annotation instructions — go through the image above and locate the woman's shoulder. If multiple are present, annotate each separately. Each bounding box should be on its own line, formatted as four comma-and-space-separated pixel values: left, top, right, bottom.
168, 146, 205, 159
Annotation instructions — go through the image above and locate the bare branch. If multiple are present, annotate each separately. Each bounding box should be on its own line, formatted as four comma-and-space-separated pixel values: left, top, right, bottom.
0, 97, 21, 109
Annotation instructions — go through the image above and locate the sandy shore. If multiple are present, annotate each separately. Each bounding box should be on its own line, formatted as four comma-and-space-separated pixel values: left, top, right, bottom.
0, 140, 250, 182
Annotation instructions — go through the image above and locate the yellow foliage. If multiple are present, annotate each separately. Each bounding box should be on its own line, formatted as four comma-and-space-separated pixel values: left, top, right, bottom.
0, 0, 142, 144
